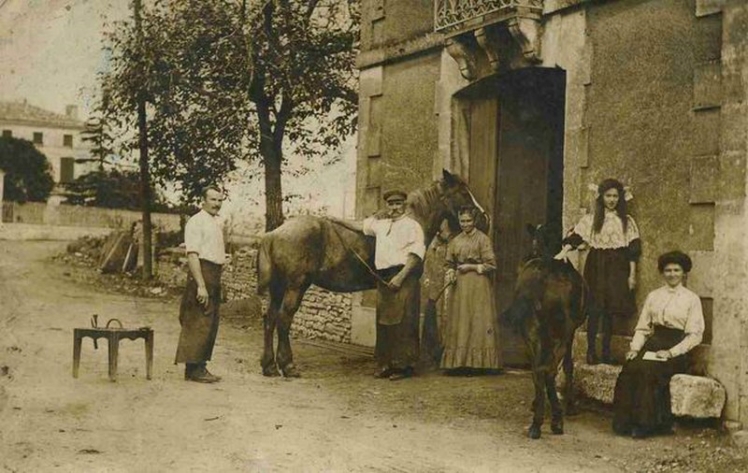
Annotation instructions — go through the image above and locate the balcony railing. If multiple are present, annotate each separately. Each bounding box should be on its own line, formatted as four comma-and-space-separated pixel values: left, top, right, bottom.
434, 0, 543, 33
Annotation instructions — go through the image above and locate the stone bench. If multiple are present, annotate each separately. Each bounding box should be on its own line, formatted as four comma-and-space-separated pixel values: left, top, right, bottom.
572, 331, 710, 375
567, 363, 726, 418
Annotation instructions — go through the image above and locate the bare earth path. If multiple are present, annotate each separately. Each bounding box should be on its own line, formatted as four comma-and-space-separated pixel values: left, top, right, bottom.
0, 241, 743, 472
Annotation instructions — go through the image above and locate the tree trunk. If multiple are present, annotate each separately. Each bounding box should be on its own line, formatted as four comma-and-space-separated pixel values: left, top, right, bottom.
137, 98, 153, 279
134, 0, 153, 279
262, 137, 284, 232
255, 90, 285, 232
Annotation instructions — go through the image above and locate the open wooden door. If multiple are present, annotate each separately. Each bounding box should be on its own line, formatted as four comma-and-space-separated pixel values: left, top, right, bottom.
461, 68, 566, 366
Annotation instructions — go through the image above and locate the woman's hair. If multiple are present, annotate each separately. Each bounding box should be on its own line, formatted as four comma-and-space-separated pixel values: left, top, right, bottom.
657, 250, 693, 273
458, 205, 477, 219
593, 178, 628, 234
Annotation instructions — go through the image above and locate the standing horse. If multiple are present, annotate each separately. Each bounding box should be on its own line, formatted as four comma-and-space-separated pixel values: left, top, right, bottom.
256, 170, 487, 377
503, 224, 590, 439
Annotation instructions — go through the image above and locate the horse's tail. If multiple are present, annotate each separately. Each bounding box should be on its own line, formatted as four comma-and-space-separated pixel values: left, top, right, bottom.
502, 297, 535, 334
256, 236, 273, 296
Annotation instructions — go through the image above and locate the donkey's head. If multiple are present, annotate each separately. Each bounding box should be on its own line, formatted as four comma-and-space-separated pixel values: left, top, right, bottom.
525, 223, 558, 261
438, 169, 490, 233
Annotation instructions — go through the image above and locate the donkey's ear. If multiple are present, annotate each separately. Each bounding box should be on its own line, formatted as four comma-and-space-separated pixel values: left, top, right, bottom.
526, 224, 537, 236
442, 169, 458, 186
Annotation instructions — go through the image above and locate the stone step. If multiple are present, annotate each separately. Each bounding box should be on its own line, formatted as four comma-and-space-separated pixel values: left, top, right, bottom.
562, 363, 726, 419
572, 331, 710, 376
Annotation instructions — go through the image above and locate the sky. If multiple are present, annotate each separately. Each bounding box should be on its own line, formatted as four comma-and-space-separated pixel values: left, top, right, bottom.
0, 0, 357, 223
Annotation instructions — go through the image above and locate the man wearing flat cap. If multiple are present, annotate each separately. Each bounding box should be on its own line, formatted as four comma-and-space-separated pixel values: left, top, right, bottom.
330, 189, 425, 380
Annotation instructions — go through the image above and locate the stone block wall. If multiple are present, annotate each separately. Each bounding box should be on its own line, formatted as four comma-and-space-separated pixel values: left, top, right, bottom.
2, 201, 181, 231
222, 248, 354, 344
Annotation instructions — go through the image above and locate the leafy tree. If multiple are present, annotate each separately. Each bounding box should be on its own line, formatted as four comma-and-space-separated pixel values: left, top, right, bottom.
79, 91, 115, 171
0, 136, 55, 203
102, 0, 360, 231
62, 168, 175, 212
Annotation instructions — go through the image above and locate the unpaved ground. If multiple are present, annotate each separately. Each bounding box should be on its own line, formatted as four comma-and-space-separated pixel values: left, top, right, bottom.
1, 240, 746, 472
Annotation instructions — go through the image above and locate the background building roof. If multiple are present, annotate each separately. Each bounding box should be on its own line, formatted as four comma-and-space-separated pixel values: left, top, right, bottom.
0, 100, 84, 130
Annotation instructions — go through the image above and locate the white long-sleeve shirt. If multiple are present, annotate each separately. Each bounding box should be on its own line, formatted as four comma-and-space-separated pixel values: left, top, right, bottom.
630, 284, 705, 357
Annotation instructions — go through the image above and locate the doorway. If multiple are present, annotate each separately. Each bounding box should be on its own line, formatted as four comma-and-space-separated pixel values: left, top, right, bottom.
456, 68, 566, 365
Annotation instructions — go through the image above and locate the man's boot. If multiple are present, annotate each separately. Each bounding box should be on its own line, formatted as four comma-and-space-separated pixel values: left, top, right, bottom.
186, 362, 221, 383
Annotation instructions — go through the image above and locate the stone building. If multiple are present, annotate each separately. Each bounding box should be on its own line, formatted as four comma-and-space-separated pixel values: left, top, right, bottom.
0, 100, 92, 185
352, 0, 748, 426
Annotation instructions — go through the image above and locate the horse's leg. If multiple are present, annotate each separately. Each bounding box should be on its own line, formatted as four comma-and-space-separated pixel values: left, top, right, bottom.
525, 320, 546, 440
530, 364, 547, 439
562, 330, 579, 416
546, 370, 563, 434
261, 285, 283, 377
548, 338, 567, 435
276, 285, 307, 378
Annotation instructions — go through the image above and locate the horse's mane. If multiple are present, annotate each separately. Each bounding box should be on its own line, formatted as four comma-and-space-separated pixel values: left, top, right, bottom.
407, 180, 442, 222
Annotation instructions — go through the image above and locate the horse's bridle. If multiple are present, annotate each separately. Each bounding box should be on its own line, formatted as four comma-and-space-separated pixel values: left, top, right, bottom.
328, 221, 393, 287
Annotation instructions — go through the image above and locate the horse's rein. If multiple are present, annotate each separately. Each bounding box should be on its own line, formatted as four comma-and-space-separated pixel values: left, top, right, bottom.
328, 221, 392, 287
433, 279, 454, 302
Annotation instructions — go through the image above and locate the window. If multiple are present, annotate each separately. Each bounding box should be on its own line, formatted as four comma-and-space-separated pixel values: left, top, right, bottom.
1, 130, 11, 138
60, 157, 75, 183
63, 134, 73, 147
33, 132, 43, 145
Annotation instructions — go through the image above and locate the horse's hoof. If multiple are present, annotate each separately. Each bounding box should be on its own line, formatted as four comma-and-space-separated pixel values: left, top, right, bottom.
528, 425, 541, 439
551, 422, 564, 435
262, 365, 281, 377
281, 364, 301, 378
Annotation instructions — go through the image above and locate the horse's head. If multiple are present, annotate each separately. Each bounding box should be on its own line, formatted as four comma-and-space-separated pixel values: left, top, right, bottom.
525, 223, 557, 261
438, 169, 490, 233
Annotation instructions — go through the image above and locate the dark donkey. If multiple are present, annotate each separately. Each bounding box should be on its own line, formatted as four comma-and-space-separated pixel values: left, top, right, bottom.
503, 224, 591, 439
256, 170, 487, 377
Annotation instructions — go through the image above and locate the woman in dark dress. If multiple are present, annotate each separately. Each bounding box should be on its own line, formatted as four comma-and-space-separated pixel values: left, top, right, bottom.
612, 251, 705, 438
555, 178, 641, 364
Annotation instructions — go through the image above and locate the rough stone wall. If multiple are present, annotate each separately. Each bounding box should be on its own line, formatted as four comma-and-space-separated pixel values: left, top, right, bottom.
3, 201, 181, 231
222, 249, 353, 344
585, 0, 721, 337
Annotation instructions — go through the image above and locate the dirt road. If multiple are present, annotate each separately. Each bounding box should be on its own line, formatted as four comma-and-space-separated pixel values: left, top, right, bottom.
0, 241, 743, 472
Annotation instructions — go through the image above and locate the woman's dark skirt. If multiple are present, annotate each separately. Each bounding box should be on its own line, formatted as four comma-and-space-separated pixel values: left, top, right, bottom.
375, 265, 421, 370
175, 259, 222, 364
613, 326, 687, 434
584, 247, 635, 317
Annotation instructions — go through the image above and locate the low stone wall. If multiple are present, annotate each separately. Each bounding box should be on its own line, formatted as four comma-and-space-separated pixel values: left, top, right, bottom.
0, 223, 113, 241
222, 248, 353, 344
2, 201, 181, 231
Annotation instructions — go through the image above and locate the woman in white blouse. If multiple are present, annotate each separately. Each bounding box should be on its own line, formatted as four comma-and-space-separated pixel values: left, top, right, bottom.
612, 251, 705, 438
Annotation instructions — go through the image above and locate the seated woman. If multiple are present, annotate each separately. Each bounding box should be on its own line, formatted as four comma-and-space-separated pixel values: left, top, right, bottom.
612, 250, 704, 438
440, 206, 502, 374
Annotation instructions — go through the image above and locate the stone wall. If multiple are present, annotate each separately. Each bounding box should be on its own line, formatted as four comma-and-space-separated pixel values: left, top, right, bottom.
222, 248, 354, 344
2, 201, 181, 232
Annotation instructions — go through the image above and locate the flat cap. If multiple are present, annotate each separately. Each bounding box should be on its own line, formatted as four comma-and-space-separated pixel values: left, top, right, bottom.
383, 189, 407, 202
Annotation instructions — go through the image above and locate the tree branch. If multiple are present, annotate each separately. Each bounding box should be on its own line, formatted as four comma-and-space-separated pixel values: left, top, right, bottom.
305, 0, 320, 19
274, 91, 294, 143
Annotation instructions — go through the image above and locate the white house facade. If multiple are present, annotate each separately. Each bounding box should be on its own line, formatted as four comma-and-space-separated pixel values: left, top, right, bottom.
0, 100, 93, 185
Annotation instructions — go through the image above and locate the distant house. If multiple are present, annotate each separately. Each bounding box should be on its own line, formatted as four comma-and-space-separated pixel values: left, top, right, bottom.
0, 100, 93, 186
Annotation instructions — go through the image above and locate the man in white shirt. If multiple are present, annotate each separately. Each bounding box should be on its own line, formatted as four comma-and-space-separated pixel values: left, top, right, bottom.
331, 190, 426, 380
175, 186, 227, 383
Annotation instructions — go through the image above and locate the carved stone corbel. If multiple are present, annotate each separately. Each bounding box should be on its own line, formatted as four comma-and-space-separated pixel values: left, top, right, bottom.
507, 17, 542, 63
474, 26, 502, 73
445, 36, 478, 81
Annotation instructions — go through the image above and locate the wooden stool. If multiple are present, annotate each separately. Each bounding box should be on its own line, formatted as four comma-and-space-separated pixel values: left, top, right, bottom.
73, 318, 154, 382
